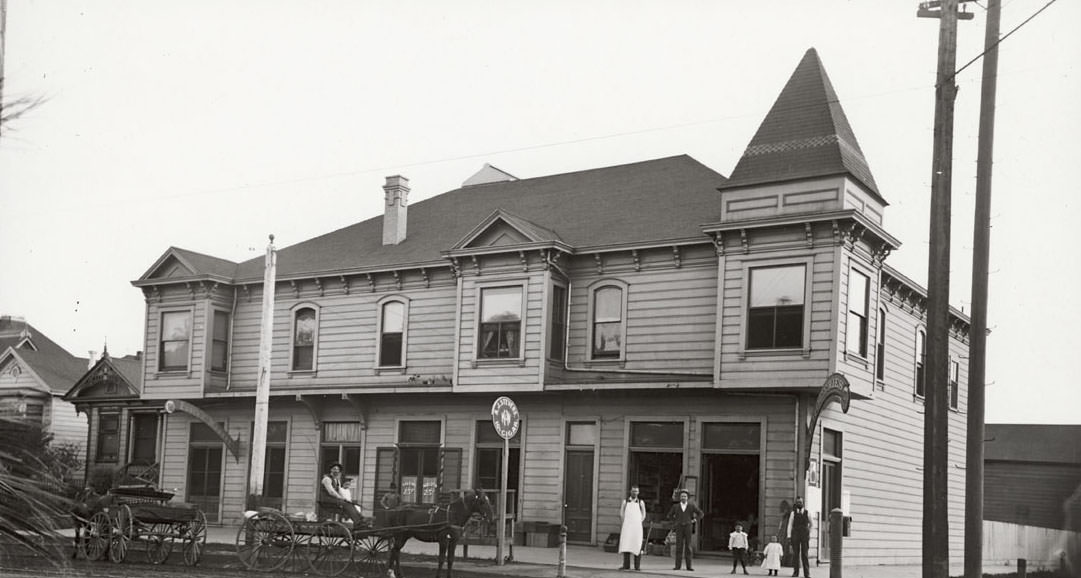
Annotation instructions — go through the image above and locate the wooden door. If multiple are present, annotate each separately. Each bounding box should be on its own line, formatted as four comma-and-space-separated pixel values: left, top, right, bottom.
563, 449, 594, 542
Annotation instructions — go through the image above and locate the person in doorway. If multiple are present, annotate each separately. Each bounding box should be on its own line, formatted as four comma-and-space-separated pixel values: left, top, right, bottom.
618, 485, 646, 570
666, 489, 703, 571
380, 481, 402, 510
728, 522, 750, 574
320, 462, 365, 526
786, 496, 812, 578
762, 535, 784, 576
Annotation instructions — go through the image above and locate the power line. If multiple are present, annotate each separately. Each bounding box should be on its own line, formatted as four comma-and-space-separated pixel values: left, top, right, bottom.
949, 0, 1059, 82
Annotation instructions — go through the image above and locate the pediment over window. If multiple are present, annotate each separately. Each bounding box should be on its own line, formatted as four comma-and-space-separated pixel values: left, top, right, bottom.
451, 209, 563, 251
152, 256, 194, 279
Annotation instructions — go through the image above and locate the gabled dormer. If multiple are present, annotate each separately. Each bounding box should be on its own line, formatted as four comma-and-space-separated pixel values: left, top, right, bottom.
445, 208, 572, 258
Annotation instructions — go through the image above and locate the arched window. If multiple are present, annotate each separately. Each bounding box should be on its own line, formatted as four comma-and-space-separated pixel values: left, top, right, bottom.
292, 306, 318, 371
590, 283, 626, 360
378, 298, 407, 367
875, 308, 887, 382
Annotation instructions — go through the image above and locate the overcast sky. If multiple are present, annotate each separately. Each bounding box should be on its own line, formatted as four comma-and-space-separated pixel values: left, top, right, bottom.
1, 1, 1078, 424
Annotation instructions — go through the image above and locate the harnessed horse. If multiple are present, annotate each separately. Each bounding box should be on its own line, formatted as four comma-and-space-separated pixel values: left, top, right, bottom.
386, 489, 494, 578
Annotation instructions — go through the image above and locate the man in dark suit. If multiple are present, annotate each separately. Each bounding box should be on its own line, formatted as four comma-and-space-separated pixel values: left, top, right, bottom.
666, 489, 703, 571
786, 496, 812, 577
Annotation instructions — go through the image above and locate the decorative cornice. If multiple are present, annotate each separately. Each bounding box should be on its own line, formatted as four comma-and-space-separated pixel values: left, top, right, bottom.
420, 268, 430, 288
671, 246, 682, 269
339, 275, 350, 295
631, 249, 640, 272
594, 253, 604, 275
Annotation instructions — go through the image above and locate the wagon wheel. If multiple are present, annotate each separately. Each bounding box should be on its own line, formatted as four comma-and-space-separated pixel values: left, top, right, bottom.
108, 504, 132, 563
182, 510, 208, 566
84, 511, 111, 561
353, 534, 391, 578
306, 520, 352, 576
144, 523, 174, 564
235, 509, 294, 572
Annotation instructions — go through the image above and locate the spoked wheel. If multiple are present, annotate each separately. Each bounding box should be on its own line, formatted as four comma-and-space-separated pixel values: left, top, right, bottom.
108, 504, 132, 563
235, 509, 295, 572
182, 510, 208, 566
353, 534, 391, 578
306, 520, 352, 576
84, 511, 111, 561
144, 524, 174, 564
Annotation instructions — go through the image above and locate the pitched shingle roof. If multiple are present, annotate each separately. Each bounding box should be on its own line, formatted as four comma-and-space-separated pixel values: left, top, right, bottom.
232, 155, 726, 281
0, 317, 88, 395
986, 424, 1081, 465
722, 48, 882, 202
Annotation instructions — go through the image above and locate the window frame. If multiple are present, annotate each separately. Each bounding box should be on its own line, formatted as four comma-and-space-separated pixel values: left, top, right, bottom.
375, 295, 410, 370
740, 257, 813, 356
949, 358, 960, 410
158, 308, 193, 373
586, 279, 629, 362
289, 303, 320, 373
473, 282, 526, 362
547, 281, 568, 362
845, 267, 871, 359
914, 328, 927, 399
209, 308, 230, 373
96, 412, 121, 463
875, 307, 887, 385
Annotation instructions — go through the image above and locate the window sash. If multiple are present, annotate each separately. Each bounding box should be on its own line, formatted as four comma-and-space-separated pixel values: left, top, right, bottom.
160, 311, 191, 371
549, 285, 567, 361
747, 305, 804, 349
479, 321, 520, 359
876, 310, 886, 381
915, 331, 927, 398
211, 311, 229, 372
97, 414, 121, 462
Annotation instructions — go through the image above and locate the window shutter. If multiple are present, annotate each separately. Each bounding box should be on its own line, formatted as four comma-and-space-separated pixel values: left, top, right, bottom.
374, 447, 398, 510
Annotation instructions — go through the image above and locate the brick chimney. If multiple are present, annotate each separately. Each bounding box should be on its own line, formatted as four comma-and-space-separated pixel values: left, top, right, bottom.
382, 175, 410, 245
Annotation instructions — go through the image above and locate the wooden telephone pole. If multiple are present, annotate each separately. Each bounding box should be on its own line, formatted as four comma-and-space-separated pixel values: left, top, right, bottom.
965, 1, 1001, 576
917, 1, 970, 576
249, 235, 277, 508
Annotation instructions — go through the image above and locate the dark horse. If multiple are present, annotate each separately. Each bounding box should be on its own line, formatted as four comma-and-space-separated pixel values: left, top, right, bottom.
386, 489, 494, 578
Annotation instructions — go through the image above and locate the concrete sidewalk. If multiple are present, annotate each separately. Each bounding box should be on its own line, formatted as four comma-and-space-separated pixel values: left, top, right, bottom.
200, 524, 1014, 578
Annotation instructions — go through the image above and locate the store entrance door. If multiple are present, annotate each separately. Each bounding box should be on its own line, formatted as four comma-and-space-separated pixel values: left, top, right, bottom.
700, 454, 760, 552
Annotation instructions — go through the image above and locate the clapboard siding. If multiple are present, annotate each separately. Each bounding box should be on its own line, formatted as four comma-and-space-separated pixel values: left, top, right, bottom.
49, 397, 88, 461
815, 293, 970, 566
718, 246, 835, 385
564, 262, 717, 373
456, 274, 544, 390
142, 291, 206, 398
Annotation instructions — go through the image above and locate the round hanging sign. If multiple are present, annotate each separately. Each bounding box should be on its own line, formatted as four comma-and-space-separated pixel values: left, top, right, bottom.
491, 396, 520, 440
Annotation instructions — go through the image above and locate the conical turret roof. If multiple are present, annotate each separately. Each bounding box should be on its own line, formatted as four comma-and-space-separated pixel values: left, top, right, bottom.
723, 48, 882, 202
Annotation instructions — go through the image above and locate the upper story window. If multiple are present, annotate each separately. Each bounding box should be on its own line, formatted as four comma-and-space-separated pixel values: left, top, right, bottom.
478, 286, 522, 359
950, 359, 960, 410
846, 269, 870, 357
548, 284, 568, 362
210, 310, 230, 372
378, 298, 407, 368
292, 306, 318, 371
875, 308, 887, 382
160, 310, 191, 372
915, 329, 927, 398
591, 285, 625, 359
747, 264, 805, 349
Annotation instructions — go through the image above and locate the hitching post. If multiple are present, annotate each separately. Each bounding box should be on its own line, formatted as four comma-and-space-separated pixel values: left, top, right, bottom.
557, 524, 567, 578
830, 508, 843, 578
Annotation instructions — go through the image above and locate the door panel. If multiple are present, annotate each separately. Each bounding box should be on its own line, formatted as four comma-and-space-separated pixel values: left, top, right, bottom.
563, 450, 594, 542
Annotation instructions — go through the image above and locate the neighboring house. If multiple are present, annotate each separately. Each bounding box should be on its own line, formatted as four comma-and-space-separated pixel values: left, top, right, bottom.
64, 350, 152, 491
66, 48, 972, 565
985, 424, 1081, 530
0, 315, 89, 464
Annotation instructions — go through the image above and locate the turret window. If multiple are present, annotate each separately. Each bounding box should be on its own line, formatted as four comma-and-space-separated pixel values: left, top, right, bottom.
747, 265, 805, 349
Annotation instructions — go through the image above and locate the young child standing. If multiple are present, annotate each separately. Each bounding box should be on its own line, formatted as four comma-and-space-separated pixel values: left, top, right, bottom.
728, 523, 750, 574
762, 534, 784, 576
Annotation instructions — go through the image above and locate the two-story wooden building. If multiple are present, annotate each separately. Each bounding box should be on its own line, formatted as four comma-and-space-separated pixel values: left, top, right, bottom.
67, 48, 972, 565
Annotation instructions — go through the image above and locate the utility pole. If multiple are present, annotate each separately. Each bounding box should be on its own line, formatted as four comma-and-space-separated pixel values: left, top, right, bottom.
249, 235, 277, 508
965, 1, 1001, 577
917, 1, 970, 576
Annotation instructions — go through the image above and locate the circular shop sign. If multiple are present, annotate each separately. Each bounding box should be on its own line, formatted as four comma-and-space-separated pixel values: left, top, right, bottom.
491, 396, 520, 440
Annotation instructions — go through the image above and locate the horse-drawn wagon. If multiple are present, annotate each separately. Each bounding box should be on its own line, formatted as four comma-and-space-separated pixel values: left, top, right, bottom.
74, 486, 207, 566
235, 489, 493, 578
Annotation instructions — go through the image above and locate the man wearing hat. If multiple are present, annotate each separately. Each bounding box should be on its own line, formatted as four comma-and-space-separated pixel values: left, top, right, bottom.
321, 462, 365, 525
666, 489, 703, 571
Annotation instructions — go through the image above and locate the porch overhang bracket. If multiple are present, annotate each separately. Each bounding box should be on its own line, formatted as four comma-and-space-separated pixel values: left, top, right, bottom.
296, 394, 323, 429
164, 399, 242, 461
803, 373, 851, 475
342, 394, 369, 430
